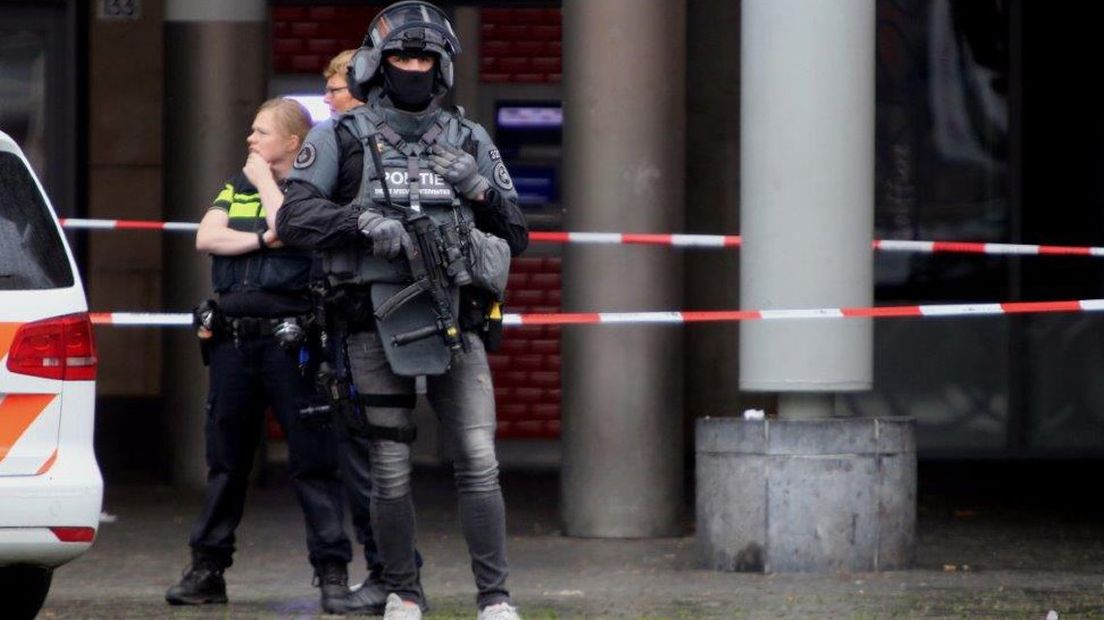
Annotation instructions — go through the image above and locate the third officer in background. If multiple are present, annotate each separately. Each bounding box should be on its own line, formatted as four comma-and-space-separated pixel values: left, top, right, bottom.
323, 49, 364, 117
277, 3, 527, 619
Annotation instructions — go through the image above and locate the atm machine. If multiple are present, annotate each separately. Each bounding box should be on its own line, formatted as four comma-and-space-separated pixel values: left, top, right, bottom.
491, 100, 563, 231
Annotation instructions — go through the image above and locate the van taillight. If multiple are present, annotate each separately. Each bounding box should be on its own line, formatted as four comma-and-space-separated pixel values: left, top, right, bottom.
6, 313, 98, 381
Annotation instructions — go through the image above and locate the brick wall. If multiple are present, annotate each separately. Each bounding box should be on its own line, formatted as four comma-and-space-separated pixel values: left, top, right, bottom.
272, 5, 382, 74
491, 257, 562, 438
273, 6, 564, 84
480, 8, 562, 83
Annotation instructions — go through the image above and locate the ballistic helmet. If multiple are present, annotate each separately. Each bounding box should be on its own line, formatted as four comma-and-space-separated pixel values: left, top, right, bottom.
347, 1, 462, 101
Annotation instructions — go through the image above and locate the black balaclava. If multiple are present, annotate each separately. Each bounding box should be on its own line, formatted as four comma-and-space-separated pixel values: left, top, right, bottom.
382, 61, 437, 112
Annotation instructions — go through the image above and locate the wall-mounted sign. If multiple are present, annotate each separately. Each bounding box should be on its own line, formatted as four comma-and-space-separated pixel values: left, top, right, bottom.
99, 0, 140, 20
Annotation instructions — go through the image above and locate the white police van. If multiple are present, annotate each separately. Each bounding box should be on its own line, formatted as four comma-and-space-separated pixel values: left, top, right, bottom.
0, 130, 103, 619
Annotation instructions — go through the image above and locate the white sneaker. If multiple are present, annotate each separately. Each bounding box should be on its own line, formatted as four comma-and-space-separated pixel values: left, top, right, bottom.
383, 593, 423, 620
478, 601, 521, 620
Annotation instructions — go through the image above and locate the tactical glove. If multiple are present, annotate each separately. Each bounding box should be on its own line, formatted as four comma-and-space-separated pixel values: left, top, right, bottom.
429, 144, 490, 200
358, 210, 411, 259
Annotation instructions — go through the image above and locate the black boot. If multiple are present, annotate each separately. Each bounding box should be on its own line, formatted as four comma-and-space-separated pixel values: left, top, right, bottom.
165, 554, 228, 605
315, 561, 350, 614
342, 572, 388, 614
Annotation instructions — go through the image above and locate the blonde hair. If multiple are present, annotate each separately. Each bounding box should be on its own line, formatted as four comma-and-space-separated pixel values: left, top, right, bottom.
257, 98, 312, 145
324, 49, 358, 80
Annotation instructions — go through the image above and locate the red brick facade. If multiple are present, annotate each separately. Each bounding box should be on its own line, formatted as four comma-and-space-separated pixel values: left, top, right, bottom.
480, 8, 562, 83
272, 6, 563, 84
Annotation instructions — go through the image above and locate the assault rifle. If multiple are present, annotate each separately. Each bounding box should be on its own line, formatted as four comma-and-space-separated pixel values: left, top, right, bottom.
373, 212, 471, 351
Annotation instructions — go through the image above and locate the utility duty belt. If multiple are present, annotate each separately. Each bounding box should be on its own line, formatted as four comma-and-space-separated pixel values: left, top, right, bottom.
223, 314, 313, 349
193, 299, 313, 348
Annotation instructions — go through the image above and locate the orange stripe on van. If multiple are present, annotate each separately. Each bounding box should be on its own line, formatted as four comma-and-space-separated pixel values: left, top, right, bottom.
0, 394, 57, 462
0, 322, 19, 360
35, 448, 58, 475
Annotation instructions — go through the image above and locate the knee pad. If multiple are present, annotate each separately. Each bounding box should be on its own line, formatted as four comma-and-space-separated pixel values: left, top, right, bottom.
358, 393, 417, 443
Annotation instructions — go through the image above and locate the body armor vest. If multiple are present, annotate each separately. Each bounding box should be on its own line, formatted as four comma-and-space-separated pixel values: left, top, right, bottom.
321, 103, 477, 289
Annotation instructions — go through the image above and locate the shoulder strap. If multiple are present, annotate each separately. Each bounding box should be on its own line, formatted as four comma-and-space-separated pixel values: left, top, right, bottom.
347, 112, 385, 211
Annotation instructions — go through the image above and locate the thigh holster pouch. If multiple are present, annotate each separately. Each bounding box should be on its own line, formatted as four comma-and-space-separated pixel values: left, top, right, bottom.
358, 394, 417, 443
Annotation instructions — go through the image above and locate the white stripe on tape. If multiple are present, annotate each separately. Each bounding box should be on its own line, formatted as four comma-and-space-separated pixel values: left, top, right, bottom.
919, 303, 1003, 317
597, 312, 684, 324
671, 234, 727, 247
876, 240, 935, 253
569, 232, 623, 244
111, 313, 193, 326
983, 243, 1040, 255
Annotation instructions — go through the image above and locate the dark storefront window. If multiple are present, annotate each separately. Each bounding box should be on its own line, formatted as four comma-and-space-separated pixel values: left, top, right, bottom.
0, 30, 49, 180
858, 1, 1104, 455
0, 2, 78, 218
875, 0, 1011, 303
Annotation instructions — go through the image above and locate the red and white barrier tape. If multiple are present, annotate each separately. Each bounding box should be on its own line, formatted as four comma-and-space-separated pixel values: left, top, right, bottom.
872, 239, 1104, 257
528, 231, 742, 248
90, 312, 193, 326
89, 299, 1104, 328
61, 218, 199, 232
61, 218, 1104, 258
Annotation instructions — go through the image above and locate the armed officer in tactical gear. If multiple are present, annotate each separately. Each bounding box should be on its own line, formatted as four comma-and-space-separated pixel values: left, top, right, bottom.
276, 3, 527, 619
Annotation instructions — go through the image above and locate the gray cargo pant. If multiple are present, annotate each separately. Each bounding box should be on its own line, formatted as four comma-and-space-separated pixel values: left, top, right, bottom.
344, 330, 511, 610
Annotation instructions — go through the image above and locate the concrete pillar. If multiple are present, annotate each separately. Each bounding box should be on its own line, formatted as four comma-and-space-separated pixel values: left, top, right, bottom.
697, 0, 915, 573
738, 0, 875, 403
163, 0, 266, 488
561, 0, 686, 537
450, 6, 480, 120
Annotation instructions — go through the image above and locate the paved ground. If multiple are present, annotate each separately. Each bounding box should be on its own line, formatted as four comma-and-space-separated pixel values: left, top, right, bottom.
37, 462, 1104, 619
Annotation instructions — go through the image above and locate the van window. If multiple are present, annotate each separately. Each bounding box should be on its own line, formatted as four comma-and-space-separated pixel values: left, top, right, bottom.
0, 151, 73, 289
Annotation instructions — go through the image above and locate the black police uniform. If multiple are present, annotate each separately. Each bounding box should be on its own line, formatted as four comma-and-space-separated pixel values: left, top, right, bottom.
187, 172, 352, 571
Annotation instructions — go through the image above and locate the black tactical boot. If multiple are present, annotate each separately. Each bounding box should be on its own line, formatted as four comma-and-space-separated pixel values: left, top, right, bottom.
165, 555, 228, 605
342, 573, 389, 614
315, 560, 351, 614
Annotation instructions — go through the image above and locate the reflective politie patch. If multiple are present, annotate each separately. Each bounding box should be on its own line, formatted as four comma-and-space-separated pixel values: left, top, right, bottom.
293, 143, 317, 169
492, 162, 514, 191
371, 167, 457, 204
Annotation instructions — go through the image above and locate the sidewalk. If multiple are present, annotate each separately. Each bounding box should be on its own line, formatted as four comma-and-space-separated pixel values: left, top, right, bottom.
39, 464, 1104, 619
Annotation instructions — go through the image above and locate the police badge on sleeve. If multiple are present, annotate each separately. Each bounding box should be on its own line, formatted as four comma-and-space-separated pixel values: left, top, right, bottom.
492, 162, 514, 191
294, 143, 317, 169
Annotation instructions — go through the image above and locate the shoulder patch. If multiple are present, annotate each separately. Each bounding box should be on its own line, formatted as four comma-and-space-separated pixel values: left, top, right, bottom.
488, 148, 501, 162
294, 143, 317, 169
492, 162, 514, 191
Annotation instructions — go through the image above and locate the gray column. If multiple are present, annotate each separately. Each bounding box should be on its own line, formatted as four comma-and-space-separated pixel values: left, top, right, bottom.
561, 0, 686, 537
450, 6, 480, 119
163, 0, 266, 488
739, 0, 875, 413
697, 0, 914, 574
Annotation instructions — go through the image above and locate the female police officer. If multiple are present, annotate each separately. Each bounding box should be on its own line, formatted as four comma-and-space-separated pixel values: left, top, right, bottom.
166, 98, 353, 614
276, 3, 527, 619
